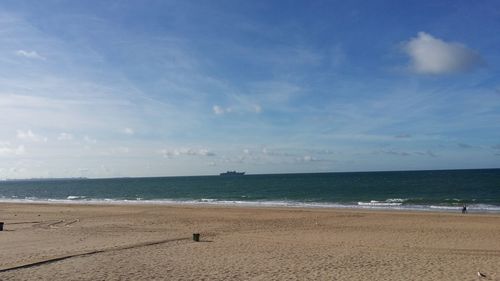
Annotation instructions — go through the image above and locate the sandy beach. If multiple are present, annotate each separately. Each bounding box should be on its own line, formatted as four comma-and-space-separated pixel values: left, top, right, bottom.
0, 203, 499, 280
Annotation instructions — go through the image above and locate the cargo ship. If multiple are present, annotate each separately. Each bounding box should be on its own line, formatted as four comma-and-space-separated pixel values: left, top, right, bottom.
219, 171, 245, 176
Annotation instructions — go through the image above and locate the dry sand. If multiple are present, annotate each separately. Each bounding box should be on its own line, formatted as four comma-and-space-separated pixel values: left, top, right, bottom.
0, 203, 499, 280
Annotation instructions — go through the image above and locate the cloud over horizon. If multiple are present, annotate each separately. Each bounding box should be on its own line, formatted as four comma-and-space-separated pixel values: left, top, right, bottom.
57, 132, 74, 141
403, 32, 483, 75
160, 148, 216, 158
16, 130, 48, 142
0, 144, 25, 156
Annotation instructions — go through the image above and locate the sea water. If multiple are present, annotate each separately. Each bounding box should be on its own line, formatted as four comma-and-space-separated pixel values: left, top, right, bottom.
1, 169, 499, 213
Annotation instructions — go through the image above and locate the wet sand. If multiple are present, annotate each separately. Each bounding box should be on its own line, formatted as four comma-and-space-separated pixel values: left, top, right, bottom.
0, 203, 499, 280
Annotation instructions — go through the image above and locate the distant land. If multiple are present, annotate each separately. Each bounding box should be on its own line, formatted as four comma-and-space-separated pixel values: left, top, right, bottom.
1, 177, 88, 182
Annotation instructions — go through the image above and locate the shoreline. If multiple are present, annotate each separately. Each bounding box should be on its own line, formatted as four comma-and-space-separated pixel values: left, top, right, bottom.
0, 199, 498, 215
2, 201, 500, 224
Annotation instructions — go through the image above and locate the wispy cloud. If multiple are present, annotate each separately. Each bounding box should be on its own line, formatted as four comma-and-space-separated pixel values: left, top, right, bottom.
84, 135, 97, 144
212, 103, 261, 115
57, 132, 74, 141
109, 146, 130, 154
249, 81, 301, 105
0, 143, 25, 156
394, 134, 412, 139
379, 150, 411, 157
295, 155, 324, 163
160, 148, 215, 158
457, 143, 474, 149
403, 32, 483, 74
213, 105, 229, 115
123, 128, 135, 135
15, 50, 46, 60
376, 150, 438, 158
16, 130, 48, 142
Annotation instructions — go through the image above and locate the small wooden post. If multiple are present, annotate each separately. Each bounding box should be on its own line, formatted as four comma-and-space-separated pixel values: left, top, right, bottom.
0, 222, 4, 231
193, 233, 200, 242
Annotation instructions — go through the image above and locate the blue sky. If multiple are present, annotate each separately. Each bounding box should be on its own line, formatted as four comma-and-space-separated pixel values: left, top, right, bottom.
1, 0, 499, 178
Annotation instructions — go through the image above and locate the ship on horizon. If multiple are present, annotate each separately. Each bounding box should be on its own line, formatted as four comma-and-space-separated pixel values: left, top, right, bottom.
219, 171, 245, 176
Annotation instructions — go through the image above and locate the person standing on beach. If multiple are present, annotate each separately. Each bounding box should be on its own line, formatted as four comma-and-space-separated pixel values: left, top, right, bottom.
462, 204, 467, 214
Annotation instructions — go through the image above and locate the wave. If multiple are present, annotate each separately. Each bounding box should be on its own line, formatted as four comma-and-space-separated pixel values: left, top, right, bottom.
0, 196, 499, 213
357, 198, 412, 206
385, 198, 407, 203
67, 195, 87, 200
357, 200, 404, 206
429, 205, 463, 210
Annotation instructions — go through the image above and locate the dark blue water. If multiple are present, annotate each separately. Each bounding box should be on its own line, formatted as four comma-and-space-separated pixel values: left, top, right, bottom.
1, 169, 499, 212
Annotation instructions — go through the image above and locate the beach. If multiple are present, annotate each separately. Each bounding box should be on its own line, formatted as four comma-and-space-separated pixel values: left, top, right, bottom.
0, 203, 499, 280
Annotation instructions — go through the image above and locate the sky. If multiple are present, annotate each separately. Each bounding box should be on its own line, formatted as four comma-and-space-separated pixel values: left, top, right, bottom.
0, 0, 499, 178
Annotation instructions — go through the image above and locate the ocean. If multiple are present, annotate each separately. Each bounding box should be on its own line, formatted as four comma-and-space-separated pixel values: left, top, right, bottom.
1, 169, 499, 213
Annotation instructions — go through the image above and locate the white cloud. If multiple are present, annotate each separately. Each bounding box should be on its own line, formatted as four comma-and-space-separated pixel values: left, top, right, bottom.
376, 149, 438, 158
84, 135, 97, 144
15, 50, 46, 60
57, 132, 74, 141
160, 148, 215, 158
16, 130, 48, 142
110, 146, 130, 154
0, 144, 25, 156
296, 155, 321, 162
403, 32, 483, 74
160, 149, 173, 158
213, 105, 226, 115
213, 104, 260, 115
123, 128, 135, 135
261, 147, 295, 157
303, 155, 313, 162
196, 149, 215, 156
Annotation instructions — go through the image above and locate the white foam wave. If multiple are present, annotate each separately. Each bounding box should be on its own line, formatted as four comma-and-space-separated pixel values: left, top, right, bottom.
430, 205, 462, 210
67, 195, 86, 200
444, 198, 463, 202
200, 198, 217, 202
0, 197, 499, 213
386, 198, 407, 203
358, 200, 403, 206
